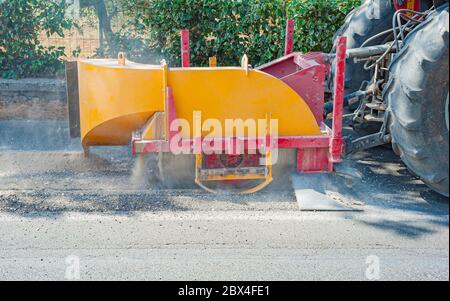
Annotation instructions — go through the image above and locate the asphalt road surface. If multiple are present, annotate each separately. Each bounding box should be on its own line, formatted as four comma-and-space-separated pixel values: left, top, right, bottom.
0, 120, 448, 281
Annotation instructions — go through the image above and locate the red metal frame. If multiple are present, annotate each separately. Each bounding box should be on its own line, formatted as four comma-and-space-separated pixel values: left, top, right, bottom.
330, 36, 346, 164
132, 31, 347, 175
284, 19, 295, 56
257, 52, 330, 123
180, 29, 190, 68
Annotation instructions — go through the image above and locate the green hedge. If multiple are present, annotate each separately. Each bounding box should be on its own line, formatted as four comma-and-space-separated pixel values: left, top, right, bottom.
0, 0, 361, 78
118, 0, 361, 67
0, 0, 74, 79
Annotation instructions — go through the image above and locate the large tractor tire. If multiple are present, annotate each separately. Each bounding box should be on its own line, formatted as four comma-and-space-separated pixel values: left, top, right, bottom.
333, 0, 395, 94
384, 4, 449, 196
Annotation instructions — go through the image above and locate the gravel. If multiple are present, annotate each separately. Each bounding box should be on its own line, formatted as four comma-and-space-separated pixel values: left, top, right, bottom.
0, 119, 448, 280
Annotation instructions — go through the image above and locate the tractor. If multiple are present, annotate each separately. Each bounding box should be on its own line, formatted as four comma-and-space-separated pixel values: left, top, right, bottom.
66, 0, 449, 197
329, 0, 449, 196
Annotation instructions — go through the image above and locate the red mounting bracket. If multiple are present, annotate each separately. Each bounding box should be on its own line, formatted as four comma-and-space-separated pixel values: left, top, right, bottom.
284, 19, 295, 56
180, 29, 190, 68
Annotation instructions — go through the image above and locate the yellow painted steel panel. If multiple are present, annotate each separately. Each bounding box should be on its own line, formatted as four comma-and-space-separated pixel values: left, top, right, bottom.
78, 59, 322, 146
78, 60, 164, 146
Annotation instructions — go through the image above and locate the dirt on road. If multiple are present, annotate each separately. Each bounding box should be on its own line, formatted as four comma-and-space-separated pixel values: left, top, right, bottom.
0, 120, 447, 214
0, 119, 448, 281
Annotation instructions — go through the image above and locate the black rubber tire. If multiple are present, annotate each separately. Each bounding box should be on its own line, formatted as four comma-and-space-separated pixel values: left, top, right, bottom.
384, 5, 449, 197
333, 0, 395, 95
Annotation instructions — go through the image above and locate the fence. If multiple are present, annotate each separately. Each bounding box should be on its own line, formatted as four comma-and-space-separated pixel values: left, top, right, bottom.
39, 28, 100, 59
38, 5, 127, 59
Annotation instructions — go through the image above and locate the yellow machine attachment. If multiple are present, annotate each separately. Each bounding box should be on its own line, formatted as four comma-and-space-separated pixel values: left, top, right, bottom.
65, 21, 350, 194
74, 59, 321, 147
67, 56, 322, 193
65, 33, 350, 194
